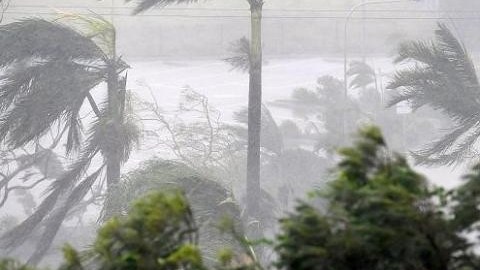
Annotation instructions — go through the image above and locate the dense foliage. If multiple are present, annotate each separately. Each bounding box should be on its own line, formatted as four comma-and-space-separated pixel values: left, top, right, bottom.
0, 1, 477, 269
388, 23, 480, 166
111, 160, 244, 267
3, 127, 480, 270
0, 16, 138, 263
60, 191, 203, 270
275, 126, 480, 270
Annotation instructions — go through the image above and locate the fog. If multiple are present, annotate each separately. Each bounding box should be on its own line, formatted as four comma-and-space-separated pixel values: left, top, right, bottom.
0, 0, 478, 268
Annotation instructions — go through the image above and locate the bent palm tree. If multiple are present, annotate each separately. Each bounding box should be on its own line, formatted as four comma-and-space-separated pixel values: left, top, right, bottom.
111, 159, 244, 267
127, 0, 264, 222
347, 60, 377, 90
388, 23, 480, 166
0, 15, 138, 263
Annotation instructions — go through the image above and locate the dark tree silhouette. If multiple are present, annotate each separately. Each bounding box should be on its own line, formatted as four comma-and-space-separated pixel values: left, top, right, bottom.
0, 15, 138, 264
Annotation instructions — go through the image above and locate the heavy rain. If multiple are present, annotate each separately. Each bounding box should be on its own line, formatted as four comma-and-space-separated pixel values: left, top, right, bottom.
0, 0, 479, 269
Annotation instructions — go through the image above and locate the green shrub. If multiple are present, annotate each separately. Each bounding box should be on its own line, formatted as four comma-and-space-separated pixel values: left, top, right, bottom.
61, 191, 204, 270
275, 126, 480, 270
0, 259, 34, 270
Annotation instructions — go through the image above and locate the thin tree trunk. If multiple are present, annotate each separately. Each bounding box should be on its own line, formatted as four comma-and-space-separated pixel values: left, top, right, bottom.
246, 2, 263, 222
104, 62, 122, 219
105, 156, 121, 218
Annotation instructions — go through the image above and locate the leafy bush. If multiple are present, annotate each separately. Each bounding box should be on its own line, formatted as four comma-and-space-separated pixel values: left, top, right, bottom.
275, 126, 480, 270
4, 127, 480, 270
61, 191, 204, 270
0, 259, 33, 270
111, 160, 244, 267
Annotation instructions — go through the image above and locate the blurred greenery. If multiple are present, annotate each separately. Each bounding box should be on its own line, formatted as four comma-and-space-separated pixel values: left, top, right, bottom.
3, 126, 480, 270
110, 159, 245, 267
275, 126, 480, 270
60, 191, 204, 270
0, 259, 33, 270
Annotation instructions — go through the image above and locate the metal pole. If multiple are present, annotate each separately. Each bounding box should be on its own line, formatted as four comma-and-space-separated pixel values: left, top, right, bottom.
343, 0, 420, 142
344, 0, 406, 102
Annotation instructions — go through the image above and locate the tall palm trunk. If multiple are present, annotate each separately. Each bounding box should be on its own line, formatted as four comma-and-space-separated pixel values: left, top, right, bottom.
246, 1, 263, 222
105, 60, 122, 219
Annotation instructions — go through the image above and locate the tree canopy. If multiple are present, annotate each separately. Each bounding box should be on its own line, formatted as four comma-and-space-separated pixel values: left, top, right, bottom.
275, 126, 480, 270
0, 16, 138, 263
388, 23, 480, 166
3, 127, 480, 269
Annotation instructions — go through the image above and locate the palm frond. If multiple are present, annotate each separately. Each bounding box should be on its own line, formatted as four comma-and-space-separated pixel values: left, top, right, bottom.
260, 105, 284, 155
388, 23, 480, 165
412, 121, 480, 166
0, 61, 105, 148
27, 166, 104, 265
387, 65, 437, 91
0, 187, 62, 250
58, 12, 116, 58
387, 66, 436, 110
395, 40, 438, 65
47, 146, 99, 195
291, 88, 321, 106
0, 133, 101, 250
435, 23, 479, 94
0, 15, 133, 263
347, 60, 375, 89
113, 159, 243, 267
389, 23, 480, 122
126, 0, 200, 14
0, 18, 105, 66
224, 37, 250, 73
89, 103, 140, 164
65, 99, 84, 155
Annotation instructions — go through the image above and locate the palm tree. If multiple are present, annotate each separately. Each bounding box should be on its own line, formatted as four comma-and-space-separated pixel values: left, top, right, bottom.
388, 23, 480, 166
111, 159, 245, 267
271, 76, 361, 154
225, 36, 251, 73
347, 60, 377, 91
127, 0, 264, 223
0, 15, 138, 263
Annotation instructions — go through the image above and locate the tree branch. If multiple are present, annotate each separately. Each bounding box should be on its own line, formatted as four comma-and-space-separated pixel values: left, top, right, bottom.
87, 92, 102, 118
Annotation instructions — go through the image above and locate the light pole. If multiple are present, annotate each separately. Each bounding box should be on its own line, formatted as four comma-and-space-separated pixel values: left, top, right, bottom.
342, 0, 421, 142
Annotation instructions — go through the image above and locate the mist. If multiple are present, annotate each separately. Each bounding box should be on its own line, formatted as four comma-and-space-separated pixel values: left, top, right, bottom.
0, 0, 479, 268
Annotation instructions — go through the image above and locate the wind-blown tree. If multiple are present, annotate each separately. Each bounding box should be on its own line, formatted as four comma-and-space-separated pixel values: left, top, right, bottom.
61, 191, 204, 270
347, 60, 377, 91
0, 15, 138, 264
109, 159, 245, 267
272, 76, 362, 154
232, 105, 328, 222
127, 0, 265, 223
271, 69, 439, 156
275, 126, 480, 270
139, 86, 240, 182
140, 85, 326, 252
388, 23, 480, 166
225, 37, 251, 73
139, 86, 292, 225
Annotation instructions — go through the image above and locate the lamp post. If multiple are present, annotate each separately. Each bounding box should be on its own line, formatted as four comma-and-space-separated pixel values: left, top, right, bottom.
342, 0, 421, 142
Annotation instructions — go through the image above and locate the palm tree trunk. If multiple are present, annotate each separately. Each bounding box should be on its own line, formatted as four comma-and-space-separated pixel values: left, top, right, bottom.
246, 1, 263, 222
105, 156, 121, 217
105, 62, 122, 219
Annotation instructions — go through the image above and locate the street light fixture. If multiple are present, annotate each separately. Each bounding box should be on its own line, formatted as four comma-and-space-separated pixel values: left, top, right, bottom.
342, 0, 422, 142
